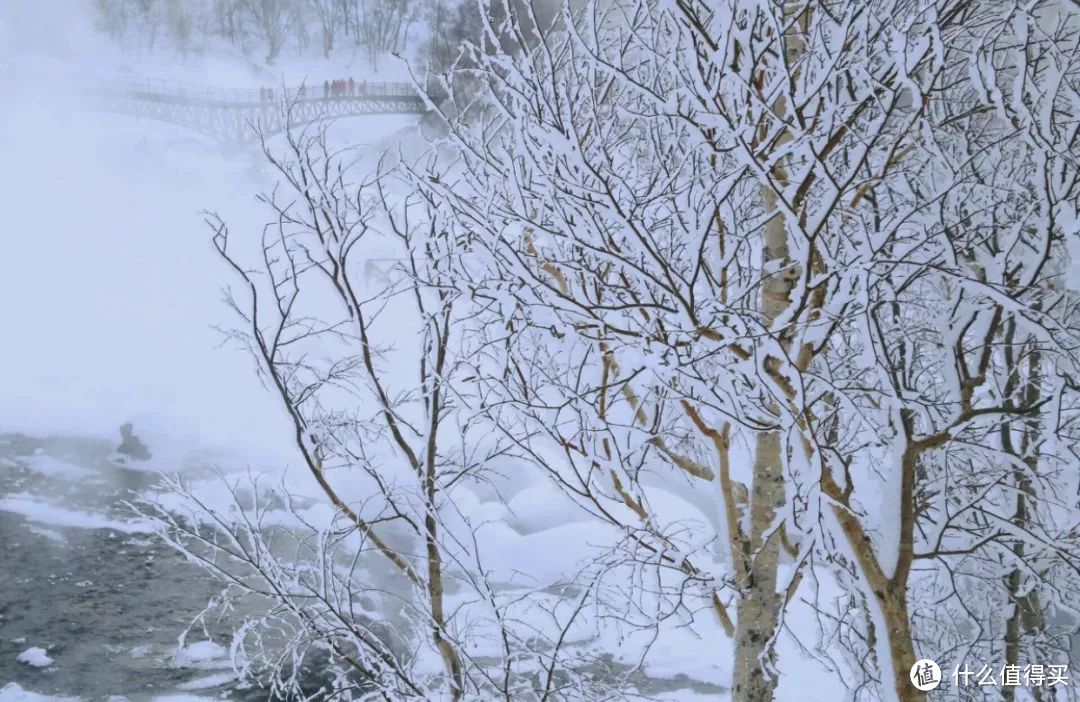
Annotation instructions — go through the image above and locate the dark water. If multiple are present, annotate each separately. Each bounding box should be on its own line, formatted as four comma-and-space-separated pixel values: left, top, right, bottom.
0, 433, 263, 702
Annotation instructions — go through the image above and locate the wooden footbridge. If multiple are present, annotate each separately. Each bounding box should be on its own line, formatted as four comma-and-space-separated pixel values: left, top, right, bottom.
92, 77, 428, 144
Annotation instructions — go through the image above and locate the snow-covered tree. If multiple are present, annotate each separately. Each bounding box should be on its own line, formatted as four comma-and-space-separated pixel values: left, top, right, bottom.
309, 0, 343, 56
128, 0, 1080, 698
143, 124, 644, 700
245, 0, 297, 63
411, 0, 1080, 700
351, 0, 419, 64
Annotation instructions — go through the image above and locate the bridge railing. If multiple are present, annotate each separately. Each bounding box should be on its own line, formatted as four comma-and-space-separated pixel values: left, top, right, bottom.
114, 77, 261, 103
97, 76, 420, 105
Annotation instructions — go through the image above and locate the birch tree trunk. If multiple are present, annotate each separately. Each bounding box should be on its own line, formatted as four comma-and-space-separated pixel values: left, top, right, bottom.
731, 185, 798, 702
731, 6, 807, 694
732, 432, 786, 700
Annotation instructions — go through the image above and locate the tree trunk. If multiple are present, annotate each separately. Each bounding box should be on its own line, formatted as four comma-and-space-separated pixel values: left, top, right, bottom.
827, 482, 925, 702
728, 0, 809, 679
1001, 329, 1044, 702
732, 431, 786, 701
731, 181, 797, 702
878, 587, 926, 702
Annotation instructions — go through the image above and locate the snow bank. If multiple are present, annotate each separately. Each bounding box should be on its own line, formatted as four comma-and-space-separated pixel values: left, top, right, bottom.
475, 519, 621, 583
0, 683, 76, 702
20, 455, 97, 481
505, 481, 588, 532
0, 494, 152, 534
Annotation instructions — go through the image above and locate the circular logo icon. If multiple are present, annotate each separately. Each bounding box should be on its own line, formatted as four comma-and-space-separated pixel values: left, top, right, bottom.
910, 659, 942, 691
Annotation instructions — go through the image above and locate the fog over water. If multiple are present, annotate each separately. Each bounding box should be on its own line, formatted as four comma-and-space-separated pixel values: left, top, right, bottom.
0, 2, 409, 463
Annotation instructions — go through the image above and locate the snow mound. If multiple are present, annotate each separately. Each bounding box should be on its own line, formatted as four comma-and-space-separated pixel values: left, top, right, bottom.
170, 641, 230, 670
0, 683, 76, 702
506, 482, 586, 532
15, 647, 53, 668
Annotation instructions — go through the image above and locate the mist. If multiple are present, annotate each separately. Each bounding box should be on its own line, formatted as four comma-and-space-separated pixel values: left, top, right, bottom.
0, 2, 368, 462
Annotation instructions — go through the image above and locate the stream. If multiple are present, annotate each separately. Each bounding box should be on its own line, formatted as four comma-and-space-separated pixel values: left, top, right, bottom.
0, 432, 261, 702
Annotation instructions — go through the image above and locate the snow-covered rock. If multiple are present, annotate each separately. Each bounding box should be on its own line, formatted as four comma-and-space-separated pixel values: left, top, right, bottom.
15, 647, 53, 668
170, 641, 229, 670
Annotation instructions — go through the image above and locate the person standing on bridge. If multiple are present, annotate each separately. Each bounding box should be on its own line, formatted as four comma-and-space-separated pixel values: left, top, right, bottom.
323, 80, 329, 98
348, 77, 355, 96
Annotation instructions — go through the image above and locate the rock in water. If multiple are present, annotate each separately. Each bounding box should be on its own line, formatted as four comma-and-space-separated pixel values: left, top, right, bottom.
16, 646, 53, 667
116, 423, 151, 461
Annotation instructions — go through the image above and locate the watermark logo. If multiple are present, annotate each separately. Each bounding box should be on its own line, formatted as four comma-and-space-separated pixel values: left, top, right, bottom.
953, 663, 1069, 688
911, 659, 942, 691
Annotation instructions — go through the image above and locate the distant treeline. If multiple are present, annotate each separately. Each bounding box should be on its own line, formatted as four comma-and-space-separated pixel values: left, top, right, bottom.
92, 0, 483, 68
